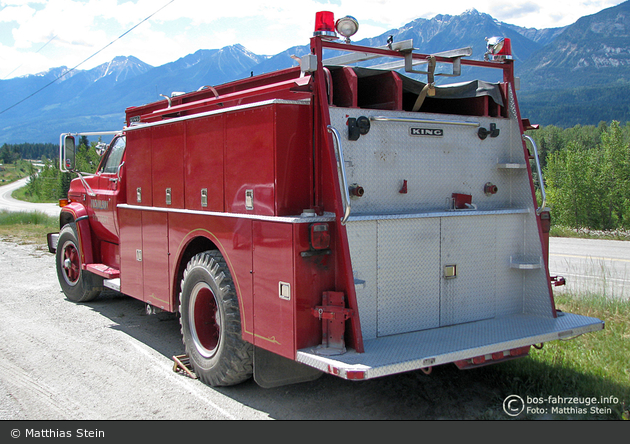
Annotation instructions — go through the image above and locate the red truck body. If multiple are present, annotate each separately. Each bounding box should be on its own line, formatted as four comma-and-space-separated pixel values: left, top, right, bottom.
50, 14, 603, 388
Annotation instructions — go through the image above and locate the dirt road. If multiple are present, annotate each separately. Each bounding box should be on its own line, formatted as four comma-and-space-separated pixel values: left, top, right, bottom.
0, 238, 515, 421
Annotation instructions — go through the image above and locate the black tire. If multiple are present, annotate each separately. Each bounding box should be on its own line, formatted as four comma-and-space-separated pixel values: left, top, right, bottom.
179, 250, 253, 386
56, 223, 102, 303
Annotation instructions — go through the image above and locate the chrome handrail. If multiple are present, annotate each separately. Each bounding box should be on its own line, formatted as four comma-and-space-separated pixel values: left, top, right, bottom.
523, 134, 547, 214
370, 116, 480, 127
328, 125, 351, 225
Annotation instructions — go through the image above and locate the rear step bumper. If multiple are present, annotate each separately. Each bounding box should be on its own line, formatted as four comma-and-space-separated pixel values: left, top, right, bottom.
296, 312, 604, 380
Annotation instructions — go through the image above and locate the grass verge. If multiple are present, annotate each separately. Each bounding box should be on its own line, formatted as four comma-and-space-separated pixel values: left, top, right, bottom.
0, 162, 29, 185
551, 225, 630, 241
11, 184, 59, 204
0, 210, 58, 244
484, 292, 630, 420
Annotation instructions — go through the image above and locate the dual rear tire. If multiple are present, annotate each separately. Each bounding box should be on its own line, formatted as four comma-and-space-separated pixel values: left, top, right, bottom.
179, 250, 253, 386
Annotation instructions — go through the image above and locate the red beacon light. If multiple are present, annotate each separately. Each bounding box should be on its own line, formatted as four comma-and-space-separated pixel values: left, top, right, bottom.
314, 11, 337, 38
314, 12, 360, 43
484, 36, 513, 61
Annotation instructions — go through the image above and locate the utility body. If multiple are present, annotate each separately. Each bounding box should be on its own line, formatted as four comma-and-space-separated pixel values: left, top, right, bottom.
49, 13, 604, 388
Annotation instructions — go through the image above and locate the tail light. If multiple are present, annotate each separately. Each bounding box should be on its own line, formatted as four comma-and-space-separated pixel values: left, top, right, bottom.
310, 223, 331, 250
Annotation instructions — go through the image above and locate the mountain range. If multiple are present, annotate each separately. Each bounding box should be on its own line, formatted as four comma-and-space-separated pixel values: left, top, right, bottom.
2, 1, 630, 144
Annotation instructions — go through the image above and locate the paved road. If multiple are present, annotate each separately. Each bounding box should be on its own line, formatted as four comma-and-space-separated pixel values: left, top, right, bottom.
0, 177, 61, 217
549, 237, 630, 300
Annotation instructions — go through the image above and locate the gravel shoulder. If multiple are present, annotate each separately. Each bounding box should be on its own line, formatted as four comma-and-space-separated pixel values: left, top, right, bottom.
0, 238, 515, 421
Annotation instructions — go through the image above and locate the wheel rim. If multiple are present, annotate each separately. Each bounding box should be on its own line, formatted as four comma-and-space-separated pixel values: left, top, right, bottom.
189, 282, 221, 358
61, 240, 81, 286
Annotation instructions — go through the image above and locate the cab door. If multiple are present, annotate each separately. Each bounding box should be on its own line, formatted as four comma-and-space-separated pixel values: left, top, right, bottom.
89, 136, 126, 244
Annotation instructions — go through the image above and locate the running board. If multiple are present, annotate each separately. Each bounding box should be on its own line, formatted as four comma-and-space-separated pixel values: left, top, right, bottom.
85, 263, 120, 279
296, 312, 604, 380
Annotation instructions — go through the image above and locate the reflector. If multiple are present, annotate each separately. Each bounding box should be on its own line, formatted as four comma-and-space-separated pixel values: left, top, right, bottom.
314, 11, 336, 37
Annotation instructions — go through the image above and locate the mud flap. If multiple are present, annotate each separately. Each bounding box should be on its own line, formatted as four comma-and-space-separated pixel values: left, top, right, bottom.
253, 346, 323, 388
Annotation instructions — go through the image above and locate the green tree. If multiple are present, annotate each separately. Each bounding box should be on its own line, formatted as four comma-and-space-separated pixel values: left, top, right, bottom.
600, 121, 630, 229
545, 143, 592, 230
0, 144, 20, 164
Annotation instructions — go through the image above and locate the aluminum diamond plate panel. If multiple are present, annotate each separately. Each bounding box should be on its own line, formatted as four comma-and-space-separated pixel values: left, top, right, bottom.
338, 100, 554, 343
377, 218, 441, 336
346, 220, 378, 339
440, 215, 497, 326
329, 107, 530, 215
297, 312, 604, 380
346, 211, 550, 339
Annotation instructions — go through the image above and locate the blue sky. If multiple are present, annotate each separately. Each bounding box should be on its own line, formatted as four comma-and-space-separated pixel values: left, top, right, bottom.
0, 0, 625, 79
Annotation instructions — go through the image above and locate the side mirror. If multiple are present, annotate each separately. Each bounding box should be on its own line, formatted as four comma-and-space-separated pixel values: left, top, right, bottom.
62, 135, 76, 171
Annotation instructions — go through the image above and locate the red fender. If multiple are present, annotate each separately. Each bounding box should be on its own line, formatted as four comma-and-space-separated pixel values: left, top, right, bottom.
60, 203, 94, 267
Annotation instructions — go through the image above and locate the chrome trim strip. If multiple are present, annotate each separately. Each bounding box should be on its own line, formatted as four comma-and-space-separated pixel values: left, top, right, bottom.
346, 208, 530, 222
117, 204, 335, 224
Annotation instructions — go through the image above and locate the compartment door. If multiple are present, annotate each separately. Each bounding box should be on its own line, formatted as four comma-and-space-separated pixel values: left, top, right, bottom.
376, 218, 441, 336
440, 216, 497, 326
252, 221, 295, 359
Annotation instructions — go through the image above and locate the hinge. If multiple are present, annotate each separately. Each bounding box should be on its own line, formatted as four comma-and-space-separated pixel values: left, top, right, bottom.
311, 291, 354, 356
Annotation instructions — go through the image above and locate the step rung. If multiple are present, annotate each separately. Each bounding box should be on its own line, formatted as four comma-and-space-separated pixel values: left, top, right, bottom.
103, 278, 120, 292
85, 263, 120, 279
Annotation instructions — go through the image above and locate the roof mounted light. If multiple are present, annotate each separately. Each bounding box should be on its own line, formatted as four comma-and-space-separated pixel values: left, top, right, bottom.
485, 36, 513, 61
314, 11, 337, 38
336, 16, 359, 43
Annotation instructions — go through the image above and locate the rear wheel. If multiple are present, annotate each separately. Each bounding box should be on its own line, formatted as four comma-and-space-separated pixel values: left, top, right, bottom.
56, 223, 102, 302
179, 250, 253, 386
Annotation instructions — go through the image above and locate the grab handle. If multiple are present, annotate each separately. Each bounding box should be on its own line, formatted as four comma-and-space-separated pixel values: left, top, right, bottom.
328, 125, 351, 225
523, 134, 546, 215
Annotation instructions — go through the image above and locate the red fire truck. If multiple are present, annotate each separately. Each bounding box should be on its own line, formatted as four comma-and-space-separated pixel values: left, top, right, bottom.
48, 12, 604, 388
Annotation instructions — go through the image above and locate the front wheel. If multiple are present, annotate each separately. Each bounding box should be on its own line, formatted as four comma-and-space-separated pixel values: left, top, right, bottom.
56, 223, 102, 302
179, 250, 253, 386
